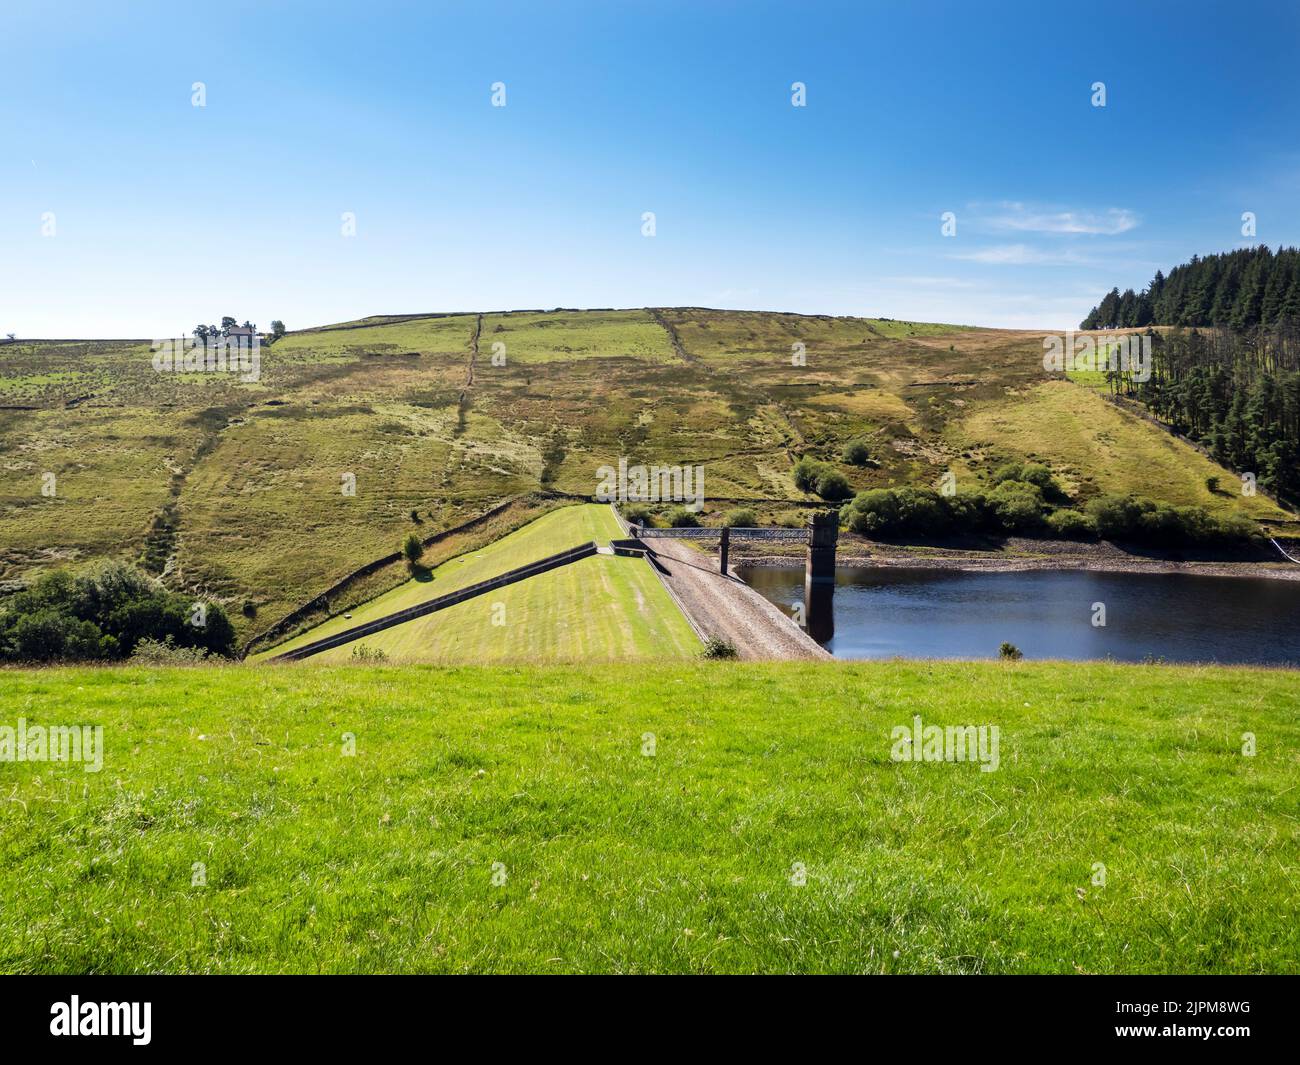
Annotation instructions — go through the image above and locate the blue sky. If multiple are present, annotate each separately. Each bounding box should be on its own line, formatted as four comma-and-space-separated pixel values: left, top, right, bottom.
3, 0, 1298, 337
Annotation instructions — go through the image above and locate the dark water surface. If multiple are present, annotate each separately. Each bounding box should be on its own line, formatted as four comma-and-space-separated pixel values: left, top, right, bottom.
738, 566, 1300, 665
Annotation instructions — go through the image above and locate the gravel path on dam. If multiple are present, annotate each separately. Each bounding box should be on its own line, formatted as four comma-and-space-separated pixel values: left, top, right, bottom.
645, 537, 829, 660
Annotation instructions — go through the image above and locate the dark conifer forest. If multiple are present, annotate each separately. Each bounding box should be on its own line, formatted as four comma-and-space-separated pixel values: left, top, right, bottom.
1081, 245, 1300, 330
1083, 247, 1300, 503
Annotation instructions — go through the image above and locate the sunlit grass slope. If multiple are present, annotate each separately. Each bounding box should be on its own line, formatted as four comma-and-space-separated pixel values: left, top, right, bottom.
317, 552, 699, 662
256, 504, 689, 661
955, 380, 1291, 520
1, 660, 1294, 974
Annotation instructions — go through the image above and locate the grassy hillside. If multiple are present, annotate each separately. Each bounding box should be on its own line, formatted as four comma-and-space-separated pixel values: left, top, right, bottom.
1, 660, 1294, 974
257, 504, 699, 662
955, 379, 1272, 507
2, 310, 1291, 642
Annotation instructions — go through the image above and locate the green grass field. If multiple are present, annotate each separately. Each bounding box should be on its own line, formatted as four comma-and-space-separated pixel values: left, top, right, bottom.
314, 553, 699, 663
257, 504, 698, 662
1, 660, 1294, 974
954, 380, 1288, 518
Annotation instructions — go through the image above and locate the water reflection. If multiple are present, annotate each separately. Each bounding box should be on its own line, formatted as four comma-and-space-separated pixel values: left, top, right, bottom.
739, 566, 1300, 666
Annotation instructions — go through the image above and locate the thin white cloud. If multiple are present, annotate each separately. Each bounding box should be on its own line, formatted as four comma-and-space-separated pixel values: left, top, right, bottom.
975, 201, 1139, 236
948, 244, 1054, 265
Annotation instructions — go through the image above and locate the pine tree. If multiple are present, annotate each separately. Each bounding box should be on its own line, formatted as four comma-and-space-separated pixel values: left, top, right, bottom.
1096, 288, 1121, 329
1079, 246, 1300, 330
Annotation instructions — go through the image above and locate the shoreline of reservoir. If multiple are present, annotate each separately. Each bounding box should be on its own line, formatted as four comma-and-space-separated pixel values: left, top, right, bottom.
728, 535, 1300, 583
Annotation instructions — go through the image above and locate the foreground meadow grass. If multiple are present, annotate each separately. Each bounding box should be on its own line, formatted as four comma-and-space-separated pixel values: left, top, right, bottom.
0, 661, 1295, 974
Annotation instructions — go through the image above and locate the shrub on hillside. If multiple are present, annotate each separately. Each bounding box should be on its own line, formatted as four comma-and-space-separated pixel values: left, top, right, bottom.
841, 439, 872, 466
621, 502, 656, 526
721, 508, 758, 528
0, 561, 235, 664
992, 460, 1065, 502
993, 461, 1052, 489
792, 456, 822, 492
3, 608, 113, 662
795, 457, 850, 498
793, 457, 853, 500
814, 468, 852, 501
665, 506, 701, 528
840, 484, 1090, 541
401, 532, 424, 566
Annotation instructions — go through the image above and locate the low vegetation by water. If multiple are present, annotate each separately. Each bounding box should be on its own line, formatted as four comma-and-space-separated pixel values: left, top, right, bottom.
0, 661, 1293, 974
835, 458, 1256, 545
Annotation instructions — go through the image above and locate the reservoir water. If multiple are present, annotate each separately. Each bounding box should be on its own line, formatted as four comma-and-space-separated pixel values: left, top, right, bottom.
738, 566, 1300, 666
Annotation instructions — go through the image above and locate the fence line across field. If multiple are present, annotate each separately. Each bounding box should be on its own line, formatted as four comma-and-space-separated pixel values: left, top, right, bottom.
633, 526, 812, 542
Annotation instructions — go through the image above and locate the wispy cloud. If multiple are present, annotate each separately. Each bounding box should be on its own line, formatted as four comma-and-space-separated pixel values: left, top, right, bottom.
975, 201, 1139, 236
947, 244, 1068, 265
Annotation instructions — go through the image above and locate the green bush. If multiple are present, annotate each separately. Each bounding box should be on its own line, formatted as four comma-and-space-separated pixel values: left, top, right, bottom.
793, 458, 853, 501
665, 506, 701, 528
0, 561, 236, 663
401, 532, 424, 565
987, 481, 1046, 534
1087, 495, 1149, 540
841, 439, 872, 465
814, 468, 852, 501
6, 608, 115, 662
842, 487, 952, 537
700, 636, 738, 659
1018, 463, 1057, 491
1085, 494, 1257, 546
991, 462, 1026, 486
621, 502, 655, 526
792, 457, 822, 492
130, 637, 214, 665
944, 492, 990, 531
991, 460, 1066, 502
999, 642, 1024, 660
837, 483, 1252, 548
351, 644, 389, 663
841, 483, 1056, 539
1045, 508, 1095, 540
721, 508, 758, 528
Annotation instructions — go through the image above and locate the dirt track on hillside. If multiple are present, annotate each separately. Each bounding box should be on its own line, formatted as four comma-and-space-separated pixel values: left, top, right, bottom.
645, 538, 828, 660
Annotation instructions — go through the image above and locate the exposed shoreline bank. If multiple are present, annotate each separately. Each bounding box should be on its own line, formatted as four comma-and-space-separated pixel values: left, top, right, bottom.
729, 535, 1300, 582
